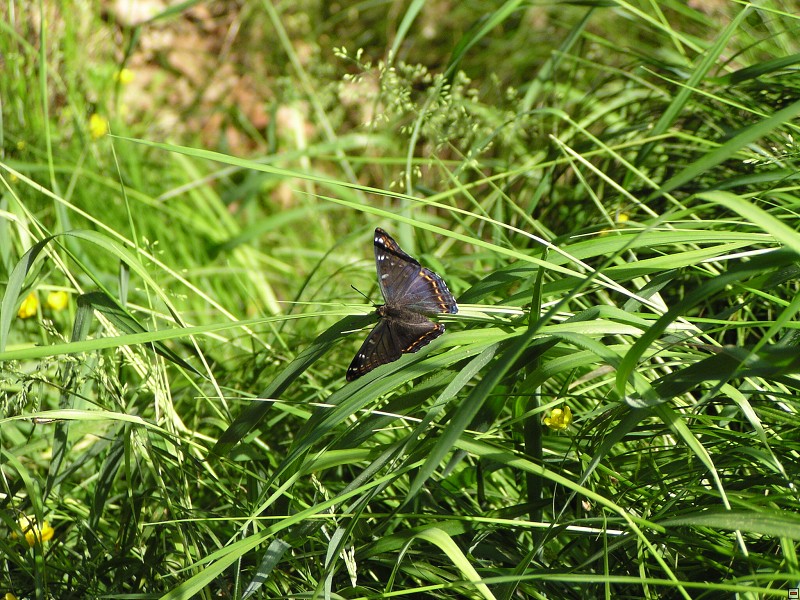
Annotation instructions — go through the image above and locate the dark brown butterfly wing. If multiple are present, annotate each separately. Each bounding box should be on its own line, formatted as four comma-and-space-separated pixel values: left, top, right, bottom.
374, 228, 458, 315
346, 313, 445, 382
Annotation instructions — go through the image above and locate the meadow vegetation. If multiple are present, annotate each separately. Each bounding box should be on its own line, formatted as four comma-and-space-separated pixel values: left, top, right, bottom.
2, 1, 800, 598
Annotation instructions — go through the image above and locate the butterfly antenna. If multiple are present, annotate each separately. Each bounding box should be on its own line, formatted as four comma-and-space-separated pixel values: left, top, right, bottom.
351, 285, 376, 307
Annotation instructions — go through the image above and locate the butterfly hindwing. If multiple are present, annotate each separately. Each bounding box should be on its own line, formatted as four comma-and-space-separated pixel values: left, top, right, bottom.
346, 315, 444, 382
390, 315, 446, 354
374, 228, 458, 315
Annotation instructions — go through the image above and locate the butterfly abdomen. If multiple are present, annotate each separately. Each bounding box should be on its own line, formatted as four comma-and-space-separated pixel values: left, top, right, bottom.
378, 305, 431, 323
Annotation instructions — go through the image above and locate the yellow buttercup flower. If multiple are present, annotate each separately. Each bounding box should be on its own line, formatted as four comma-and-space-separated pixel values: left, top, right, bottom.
18, 292, 38, 319
46, 291, 69, 311
544, 405, 572, 431
89, 113, 109, 139
114, 68, 134, 85
12, 515, 54, 546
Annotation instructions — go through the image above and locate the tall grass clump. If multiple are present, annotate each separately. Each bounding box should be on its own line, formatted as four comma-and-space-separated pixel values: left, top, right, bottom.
1, 1, 799, 598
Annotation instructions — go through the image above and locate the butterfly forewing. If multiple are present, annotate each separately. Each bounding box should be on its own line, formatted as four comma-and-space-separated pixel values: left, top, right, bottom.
347, 228, 458, 381
374, 228, 458, 314
346, 320, 395, 381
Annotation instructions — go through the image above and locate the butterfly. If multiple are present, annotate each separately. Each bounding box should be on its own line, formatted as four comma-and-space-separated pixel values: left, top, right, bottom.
346, 228, 458, 381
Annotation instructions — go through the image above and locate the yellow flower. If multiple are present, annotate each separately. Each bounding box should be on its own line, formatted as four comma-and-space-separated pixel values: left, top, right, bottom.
89, 113, 109, 139
114, 68, 135, 85
12, 515, 54, 546
46, 290, 69, 311
544, 405, 572, 431
18, 292, 38, 319
16, 140, 26, 151
6, 593, 19, 600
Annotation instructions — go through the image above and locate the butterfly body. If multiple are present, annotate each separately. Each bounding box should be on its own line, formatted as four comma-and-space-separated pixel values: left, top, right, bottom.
346, 228, 458, 381
377, 304, 432, 322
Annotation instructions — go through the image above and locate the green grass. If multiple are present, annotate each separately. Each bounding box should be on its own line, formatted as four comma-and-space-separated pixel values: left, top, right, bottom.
2, 1, 800, 598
